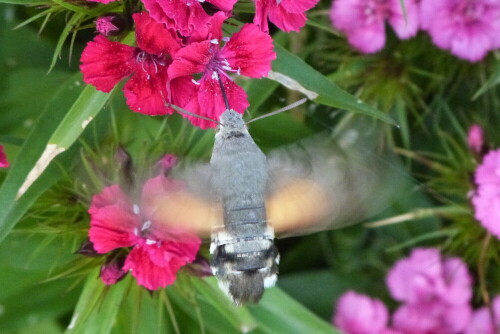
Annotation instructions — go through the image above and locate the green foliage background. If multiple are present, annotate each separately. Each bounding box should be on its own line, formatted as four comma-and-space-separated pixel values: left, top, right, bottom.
1, 0, 500, 333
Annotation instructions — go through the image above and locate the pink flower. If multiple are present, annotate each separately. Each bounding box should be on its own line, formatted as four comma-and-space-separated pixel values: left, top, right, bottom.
333, 291, 391, 334
95, 15, 128, 36
141, 0, 237, 35
473, 149, 500, 238
420, 0, 500, 62
100, 257, 127, 284
253, 0, 320, 33
0, 146, 8, 168
330, 0, 420, 53
386, 248, 472, 305
465, 295, 500, 334
87, 0, 118, 4
393, 301, 471, 334
89, 175, 201, 290
80, 12, 195, 116
468, 124, 484, 155
168, 23, 276, 129
157, 154, 177, 172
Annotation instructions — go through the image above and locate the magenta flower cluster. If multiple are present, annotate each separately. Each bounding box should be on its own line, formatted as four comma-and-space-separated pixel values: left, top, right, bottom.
0, 145, 8, 168
472, 148, 500, 239
330, 0, 500, 62
333, 248, 483, 334
88, 173, 201, 290
80, 0, 320, 129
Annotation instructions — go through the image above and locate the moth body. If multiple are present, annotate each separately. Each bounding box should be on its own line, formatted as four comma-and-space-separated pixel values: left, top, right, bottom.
209, 109, 279, 305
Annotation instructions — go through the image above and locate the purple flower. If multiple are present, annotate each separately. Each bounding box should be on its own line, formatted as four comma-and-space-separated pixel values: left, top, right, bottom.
333, 291, 391, 334
386, 248, 472, 305
329, 0, 420, 53
393, 301, 471, 334
468, 124, 484, 155
386, 248, 472, 333
465, 295, 500, 334
420, 0, 500, 62
472, 149, 500, 238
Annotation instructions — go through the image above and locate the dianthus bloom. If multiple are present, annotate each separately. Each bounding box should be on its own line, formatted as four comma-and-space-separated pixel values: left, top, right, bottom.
142, 0, 237, 35
330, 0, 419, 53
472, 149, 500, 238
0, 146, 8, 168
465, 295, 500, 334
89, 174, 201, 290
168, 22, 276, 129
80, 12, 195, 116
387, 248, 472, 333
333, 291, 395, 334
253, 0, 320, 33
468, 124, 484, 155
420, 0, 500, 62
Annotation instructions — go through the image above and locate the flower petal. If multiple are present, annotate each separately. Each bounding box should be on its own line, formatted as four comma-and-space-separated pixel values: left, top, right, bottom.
387, 0, 419, 39
330, 0, 387, 53
89, 204, 140, 253
133, 12, 180, 56
123, 240, 199, 290
269, 4, 307, 32
187, 11, 227, 44
0, 145, 9, 168
80, 35, 136, 93
219, 23, 276, 78
141, 0, 210, 35
89, 184, 133, 215
253, 0, 271, 33
123, 64, 172, 115
280, 0, 319, 13
195, 74, 248, 129
333, 291, 389, 334
168, 41, 212, 80
386, 248, 445, 304
207, 0, 237, 12
140, 174, 183, 219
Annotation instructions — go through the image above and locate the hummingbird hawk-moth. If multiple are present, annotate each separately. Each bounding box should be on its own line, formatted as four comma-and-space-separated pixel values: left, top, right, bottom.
154, 104, 400, 305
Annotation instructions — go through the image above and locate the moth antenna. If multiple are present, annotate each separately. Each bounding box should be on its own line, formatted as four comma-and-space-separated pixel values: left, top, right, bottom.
160, 91, 222, 126
246, 98, 308, 124
216, 73, 231, 110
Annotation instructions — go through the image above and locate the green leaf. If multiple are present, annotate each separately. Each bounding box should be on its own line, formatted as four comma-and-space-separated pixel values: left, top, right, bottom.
0, 73, 112, 244
0, 73, 83, 243
249, 285, 340, 334
271, 43, 396, 125
66, 270, 129, 334
0, 0, 48, 4
17, 84, 113, 202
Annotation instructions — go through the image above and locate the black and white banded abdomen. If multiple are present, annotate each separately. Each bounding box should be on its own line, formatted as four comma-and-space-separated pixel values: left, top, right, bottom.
210, 202, 279, 304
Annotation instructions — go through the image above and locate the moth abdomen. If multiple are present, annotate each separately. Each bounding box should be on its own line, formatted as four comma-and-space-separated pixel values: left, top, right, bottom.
210, 235, 279, 305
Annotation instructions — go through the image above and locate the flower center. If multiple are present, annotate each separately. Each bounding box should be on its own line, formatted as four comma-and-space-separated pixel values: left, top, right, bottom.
135, 51, 168, 80
363, 0, 389, 23
205, 43, 241, 81
453, 1, 485, 25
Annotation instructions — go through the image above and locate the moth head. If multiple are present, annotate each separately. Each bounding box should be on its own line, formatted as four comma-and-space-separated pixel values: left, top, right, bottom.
216, 109, 249, 138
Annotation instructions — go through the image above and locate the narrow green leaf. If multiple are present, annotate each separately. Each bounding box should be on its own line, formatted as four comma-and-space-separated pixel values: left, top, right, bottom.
245, 77, 280, 114
0, 0, 48, 4
189, 277, 258, 332
17, 84, 113, 200
49, 12, 86, 73
0, 73, 84, 243
271, 43, 396, 125
66, 271, 129, 334
249, 287, 340, 334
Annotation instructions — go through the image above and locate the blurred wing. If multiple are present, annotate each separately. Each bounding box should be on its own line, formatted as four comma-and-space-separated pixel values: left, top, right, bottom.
152, 163, 222, 238
266, 126, 406, 237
